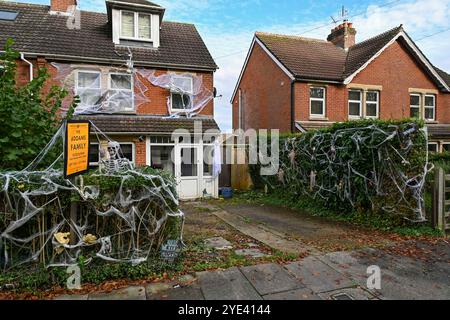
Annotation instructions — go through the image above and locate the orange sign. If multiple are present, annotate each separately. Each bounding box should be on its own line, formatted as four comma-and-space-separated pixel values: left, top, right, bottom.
64, 121, 90, 179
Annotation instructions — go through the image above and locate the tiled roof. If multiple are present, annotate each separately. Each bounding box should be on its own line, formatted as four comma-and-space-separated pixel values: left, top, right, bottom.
0, 1, 217, 71
255, 25, 449, 89
255, 32, 347, 81
76, 115, 220, 133
435, 67, 450, 88
343, 25, 403, 78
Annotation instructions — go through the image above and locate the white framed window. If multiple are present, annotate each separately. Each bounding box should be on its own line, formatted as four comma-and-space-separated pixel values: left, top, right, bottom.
424, 94, 436, 121
348, 90, 362, 118
410, 94, 421, 119
442, 142, 450, 153
365, 90, 379, 118
109, 73, 134, 112
90, 142, 135, 167
310, 87, 325, 117
428, 142, 438, 153
120, 10, 152, 41
170, 75, 194, 111
76, 70, 102, 107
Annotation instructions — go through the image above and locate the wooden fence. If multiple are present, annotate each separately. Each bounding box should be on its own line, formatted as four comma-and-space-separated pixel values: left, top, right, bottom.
432, 167, 450, 234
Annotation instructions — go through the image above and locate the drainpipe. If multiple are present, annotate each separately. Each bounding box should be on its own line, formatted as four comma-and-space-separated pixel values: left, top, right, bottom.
290, 80, 295, 133
20, 53, 33, 81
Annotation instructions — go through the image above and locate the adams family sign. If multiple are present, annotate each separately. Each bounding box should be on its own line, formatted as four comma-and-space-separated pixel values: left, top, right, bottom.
64, 120, 91, 179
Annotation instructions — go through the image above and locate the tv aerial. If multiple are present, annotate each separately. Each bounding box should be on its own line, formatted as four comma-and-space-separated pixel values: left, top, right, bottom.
331, 6, 349, 25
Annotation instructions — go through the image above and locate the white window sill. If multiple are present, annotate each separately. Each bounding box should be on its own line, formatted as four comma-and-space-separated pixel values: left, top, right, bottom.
309, 116, 328, 121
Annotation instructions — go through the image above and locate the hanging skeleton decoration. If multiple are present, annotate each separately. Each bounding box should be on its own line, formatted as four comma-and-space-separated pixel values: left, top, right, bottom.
101, 141, 133, 174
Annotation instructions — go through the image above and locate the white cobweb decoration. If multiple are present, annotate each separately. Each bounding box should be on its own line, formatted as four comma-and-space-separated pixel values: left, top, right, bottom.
0, 122, 184, 270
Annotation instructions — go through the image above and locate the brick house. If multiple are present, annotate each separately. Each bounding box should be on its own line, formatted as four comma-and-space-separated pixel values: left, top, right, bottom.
0, 0, 220, 199
231, 22, 450, 152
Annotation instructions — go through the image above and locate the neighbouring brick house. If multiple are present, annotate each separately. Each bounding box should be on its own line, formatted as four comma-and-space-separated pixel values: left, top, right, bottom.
0, 0, 220, 199
231, 21, 450, 152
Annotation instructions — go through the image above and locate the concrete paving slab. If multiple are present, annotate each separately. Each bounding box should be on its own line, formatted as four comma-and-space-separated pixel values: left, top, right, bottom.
235, 248, 268, 258
285, 256, 355, 293
146, 282, 174, 296
204, 237, 233, 250
147, 285, 204, 300
89, 286, 146, 300
240, 263, 302, 295
197, 267, 262, 300
263, 288, 321, 300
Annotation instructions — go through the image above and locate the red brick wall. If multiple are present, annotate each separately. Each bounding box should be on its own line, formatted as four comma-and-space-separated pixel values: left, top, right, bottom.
350, 40, 447, 122
232, 42, 292, 133
50, 0, 77, 13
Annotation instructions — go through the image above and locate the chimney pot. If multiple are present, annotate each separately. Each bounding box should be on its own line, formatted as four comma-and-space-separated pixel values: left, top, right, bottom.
327, 21, 356, 49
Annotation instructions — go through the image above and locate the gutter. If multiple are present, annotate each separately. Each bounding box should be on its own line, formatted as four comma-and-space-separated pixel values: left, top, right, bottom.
20, 53, 33, 81
0, 51, 218, 73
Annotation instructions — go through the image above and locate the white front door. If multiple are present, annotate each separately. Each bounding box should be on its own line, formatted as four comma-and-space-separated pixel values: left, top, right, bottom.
175, 145, 202, 199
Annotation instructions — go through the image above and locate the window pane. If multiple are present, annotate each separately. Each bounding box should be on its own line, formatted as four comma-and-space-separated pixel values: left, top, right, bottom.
109, 91, 133, 110
310, 100, 323, 115
121, 12, 134, 37
410, 95, 420, 106
443, 144, 450, 152
310, 87, 324, 99
111, 74, 131, 90
203, 145, 213, 175
78, 72, 100, 88
89, 144, 99, 165
181, 148, 197, 177
173, 76, 193, 93
410, 106, 420, 118
425, 107, 434, 120
119, 144, 133, 162
348, 90, 361, 101
366, 103, 377, 117
138, 14, 151, 39
151, 145, 174, 174
425, 95, 435, 106
428, 143, 438, 153
172, 93, 191, 110
366, 91, 378, 102
349, 102, 360, 116
79, 89, 102, 106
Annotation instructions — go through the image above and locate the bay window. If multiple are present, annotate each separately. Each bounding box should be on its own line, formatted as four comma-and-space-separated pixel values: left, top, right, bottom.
310, 87, 325, 117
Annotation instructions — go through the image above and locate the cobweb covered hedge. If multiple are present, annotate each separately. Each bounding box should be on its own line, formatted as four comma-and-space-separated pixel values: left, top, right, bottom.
249, 119, 429, 223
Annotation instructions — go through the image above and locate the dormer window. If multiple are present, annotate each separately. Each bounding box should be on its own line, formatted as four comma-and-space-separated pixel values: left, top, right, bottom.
120, 11, 152, 41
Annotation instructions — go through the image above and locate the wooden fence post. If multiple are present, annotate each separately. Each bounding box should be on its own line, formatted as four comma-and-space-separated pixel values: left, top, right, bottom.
434, 167, 444, 232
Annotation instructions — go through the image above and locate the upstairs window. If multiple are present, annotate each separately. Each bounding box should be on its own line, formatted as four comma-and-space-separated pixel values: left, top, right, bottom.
76, 71, 102, 107
348, 90, 362, 118
0, 10, 18, 21
424, 94, 435, 121
310, 87, 325, 117
109, 73, 133, 111
365, 91, 379, 118
410, 94, 421, 118
171, 75, 194, 111
121, 11, 152, 41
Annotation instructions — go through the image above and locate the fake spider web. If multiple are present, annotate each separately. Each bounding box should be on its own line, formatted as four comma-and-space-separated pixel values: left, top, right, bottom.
0, 122, 184, 270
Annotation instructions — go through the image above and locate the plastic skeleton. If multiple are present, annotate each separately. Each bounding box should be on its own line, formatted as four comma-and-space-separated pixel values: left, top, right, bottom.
101, 141, 134, 174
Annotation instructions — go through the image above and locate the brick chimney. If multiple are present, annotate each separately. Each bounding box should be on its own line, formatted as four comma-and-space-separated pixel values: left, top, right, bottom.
327, 20, 356, 50
50, 0, 77, 13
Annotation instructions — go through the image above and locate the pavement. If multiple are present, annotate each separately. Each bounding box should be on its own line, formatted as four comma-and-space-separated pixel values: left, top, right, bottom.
55, 242, 450, 300
54, 203, 450, 300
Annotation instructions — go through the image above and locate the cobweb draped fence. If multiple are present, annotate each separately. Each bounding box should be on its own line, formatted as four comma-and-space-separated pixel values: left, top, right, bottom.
249, 120, 430, 223
0, 122, 183, 271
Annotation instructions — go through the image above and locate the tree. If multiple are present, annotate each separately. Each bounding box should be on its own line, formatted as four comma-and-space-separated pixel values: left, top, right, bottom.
0, 38, 76, 170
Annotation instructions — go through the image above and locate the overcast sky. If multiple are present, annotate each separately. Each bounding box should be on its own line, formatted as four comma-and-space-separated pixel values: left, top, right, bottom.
14, 0, 450, 132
